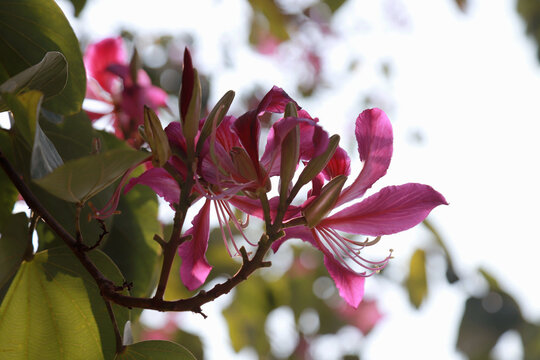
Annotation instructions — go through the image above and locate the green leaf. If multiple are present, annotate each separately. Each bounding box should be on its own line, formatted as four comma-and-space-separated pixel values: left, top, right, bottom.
322, 0, 347, 13
102, 180, 161, 298
405, 248, 427, 309
0, 52, 68, 112
456, 293, 522, 359
0, 213, 30, 289
0, 132, 19, 230
0, 0, 86, 114
0, 247, 130, 359
116, 340, 196, 360
223, 277, 272, 354
68, 0, 88, 16
31, 120, 64, 179
2, 90, 43, 147
33, 149, 149, 203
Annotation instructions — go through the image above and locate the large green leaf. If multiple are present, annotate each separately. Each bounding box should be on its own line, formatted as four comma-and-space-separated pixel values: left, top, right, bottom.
0, 247, 130, 360
0, 0, 86, 114
33, 149, 149, 203
102, 180, 161, 298
2, 91, 42, 147
0, 213, 30, 289
116, 340, 196, 360
0, 52, 68, 112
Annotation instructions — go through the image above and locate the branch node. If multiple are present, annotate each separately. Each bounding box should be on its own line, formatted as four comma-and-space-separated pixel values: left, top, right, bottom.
153, 234, 166, 248
239, 246, 250, 263
193, 307, 207, 319
261, 261, 272, 268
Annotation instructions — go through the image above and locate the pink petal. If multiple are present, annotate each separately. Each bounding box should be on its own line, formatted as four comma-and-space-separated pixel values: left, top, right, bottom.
322, 146, 351, 180
257, 86, 298, 114
274, 226, 366, 308
323, 183, 448, 236
260, 116, 322, 176
84, 37, 127, 94
179, 199, 212, 290
336, 108, 393, 206
271, 225, 316, 253
233, 109, 261, 179
324, 252, 366, 308
125, 167, 180, 206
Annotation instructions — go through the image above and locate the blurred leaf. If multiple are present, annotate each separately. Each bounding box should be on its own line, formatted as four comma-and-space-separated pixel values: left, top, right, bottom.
323, 0, 347, 13
0, 52, 67, 112
0, 213, 30, 289
0, 247, 129, 359
519, 321, 540, 360
0, 0, 86, 114
405, 248, 428, 308
102, 178, 161, 298
517, 0, 540, 61
423, 220, 459, 284
33, 148, 148, 203
455, 0, 467, 12
116, 340, 196, 360
223, 276, 273, 354
457, 293, 522, 359
0, 132, 18, 230
457, 268, 523, 359
248, 0, 290, 44
68, 0, 87, 16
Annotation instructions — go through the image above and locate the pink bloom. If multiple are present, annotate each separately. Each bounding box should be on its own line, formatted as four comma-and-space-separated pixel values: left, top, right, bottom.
126, 85, 326, 290
273, 108, 447, 308
337, 298, 383, 335
83, 37, 168, 144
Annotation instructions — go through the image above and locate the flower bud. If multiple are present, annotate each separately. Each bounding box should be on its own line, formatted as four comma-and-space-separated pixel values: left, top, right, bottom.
296, 134, 340, 188
279, 102, 300, 207
143, 105, 171, 167
179, 48, 201, 160
197, 90, 235, 155
303, 174, 347, 228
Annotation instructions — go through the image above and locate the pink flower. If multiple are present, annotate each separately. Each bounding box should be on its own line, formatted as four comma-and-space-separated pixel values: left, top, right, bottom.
337, 298, 383, 335
126, 85, 326, 291
83, 37, 168, 144
273, 108, 447, 308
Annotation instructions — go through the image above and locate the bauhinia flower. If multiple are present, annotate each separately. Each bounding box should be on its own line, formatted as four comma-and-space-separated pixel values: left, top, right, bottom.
83, 37, 168, 145
272, 108, 447, 308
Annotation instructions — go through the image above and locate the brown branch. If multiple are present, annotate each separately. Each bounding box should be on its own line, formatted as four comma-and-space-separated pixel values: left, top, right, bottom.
104, 300, 124, 354
0, 149, 281, 314
0, 150, 117, 292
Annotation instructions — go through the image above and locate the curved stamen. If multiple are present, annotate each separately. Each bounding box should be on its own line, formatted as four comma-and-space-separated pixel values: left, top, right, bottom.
221, 201, 256, 246
315, 226, 392, 276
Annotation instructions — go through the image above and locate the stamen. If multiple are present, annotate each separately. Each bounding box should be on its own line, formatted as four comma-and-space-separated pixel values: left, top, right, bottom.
221, 202, 256, 246
315, 226, 393, 276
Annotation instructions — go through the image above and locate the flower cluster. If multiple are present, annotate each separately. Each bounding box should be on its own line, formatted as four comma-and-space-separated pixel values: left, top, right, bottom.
83, 37, 168, 146
88, 42, 447, 308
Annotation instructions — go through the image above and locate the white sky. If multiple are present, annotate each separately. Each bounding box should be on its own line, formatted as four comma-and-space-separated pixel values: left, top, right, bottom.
50, 0, 540, 358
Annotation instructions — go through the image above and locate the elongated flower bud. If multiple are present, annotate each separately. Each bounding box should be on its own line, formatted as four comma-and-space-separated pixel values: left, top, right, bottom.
296, 134, 340, 187
303, 174, 347, 228
279, 103, 300, 208
179, 48, 201, 160
143, 105, 171, 167
196, 90, 235, 155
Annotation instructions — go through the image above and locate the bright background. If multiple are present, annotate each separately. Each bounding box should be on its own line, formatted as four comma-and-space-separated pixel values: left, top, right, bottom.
57, 0, 540, 358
